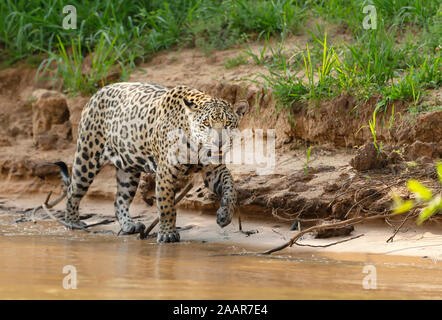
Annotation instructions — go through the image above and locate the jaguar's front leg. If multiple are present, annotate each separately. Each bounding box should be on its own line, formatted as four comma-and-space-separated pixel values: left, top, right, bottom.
202, 164, 237, 228
155, 166, 180, 243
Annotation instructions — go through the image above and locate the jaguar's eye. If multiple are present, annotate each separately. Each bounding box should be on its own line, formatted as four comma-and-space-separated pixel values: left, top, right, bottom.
203, 120, 210, 126
226, 120, 231, 126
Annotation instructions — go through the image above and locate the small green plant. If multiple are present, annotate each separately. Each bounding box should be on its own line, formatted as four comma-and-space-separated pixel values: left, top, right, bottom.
387, 104, 396, 130
244, 42, 268, 66
358, 110, 383, 155
302, 31, 338, 102
303, 146, 312, 175
223, 54, 248, 69
392, 162, 442, 225
259, 68, 308, 109
418, 56, 441, 88
376, 55, 439, 112
368, 110, 382, 154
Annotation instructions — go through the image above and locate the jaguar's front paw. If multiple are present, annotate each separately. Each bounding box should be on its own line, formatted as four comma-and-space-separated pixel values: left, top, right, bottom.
157, 230, 180, 243
120, 221, 146, 235
216, 205, 233, 228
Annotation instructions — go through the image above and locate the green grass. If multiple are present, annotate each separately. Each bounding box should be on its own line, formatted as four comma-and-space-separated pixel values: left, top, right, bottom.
255, 1, 441, 113
303, 146, 312, 175
243, 38, 297, 71
224, 54, 249, 69
0, 0, 148, 65
302, 31, 338, 102
0, 0, 440, 114
37, 34, 131, 94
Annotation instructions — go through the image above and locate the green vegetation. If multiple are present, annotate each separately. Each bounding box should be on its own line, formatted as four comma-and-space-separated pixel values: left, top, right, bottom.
0, 0, 308, 93
37, 34, 131, 94
254, 1, 441, 112
303, 146, 312, 175
224, 54, 249, 69
392, 162, 442, 225
0, 0, 440, 106
367, 110, 381, 155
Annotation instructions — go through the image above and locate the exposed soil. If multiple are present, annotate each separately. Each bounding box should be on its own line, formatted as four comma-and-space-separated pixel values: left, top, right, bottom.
0, 39, 440, 241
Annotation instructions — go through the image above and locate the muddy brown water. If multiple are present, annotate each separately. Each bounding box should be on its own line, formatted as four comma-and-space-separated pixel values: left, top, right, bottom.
1, 213, 442, 299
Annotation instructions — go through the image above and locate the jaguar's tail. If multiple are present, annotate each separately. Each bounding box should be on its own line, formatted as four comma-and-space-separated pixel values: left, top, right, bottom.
54, 161, 71, 187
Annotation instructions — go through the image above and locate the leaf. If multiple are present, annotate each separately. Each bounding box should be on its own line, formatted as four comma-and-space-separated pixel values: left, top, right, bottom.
392, 200, 414, 215
437, 161, 442, 184
417, 195, 442, 225
407, 179, 433, 201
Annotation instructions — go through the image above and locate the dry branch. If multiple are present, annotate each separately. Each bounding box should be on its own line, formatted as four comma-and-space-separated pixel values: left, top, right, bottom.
31, 189, 67, 222
225, 213, 387, 256
237, 213, 258, 236
293, 233, 364, 247
261, 214, 385, 255
386, 209, 417, 243
42, 203, 115, 234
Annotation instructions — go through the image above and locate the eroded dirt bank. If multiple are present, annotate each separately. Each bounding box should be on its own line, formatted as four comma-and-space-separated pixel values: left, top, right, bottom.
0, 46, 441, 248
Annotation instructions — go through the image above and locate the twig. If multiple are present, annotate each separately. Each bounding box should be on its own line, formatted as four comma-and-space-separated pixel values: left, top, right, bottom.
386, 209, 416, 243
31, 190, 67, 222
271, 228, 287, 240
235, 208, 258, 236
42, 203, 115, 235
84, 219, 115, 228
225, 214, 386, 256
293, 234, 364, 247
33, 188, 116, 235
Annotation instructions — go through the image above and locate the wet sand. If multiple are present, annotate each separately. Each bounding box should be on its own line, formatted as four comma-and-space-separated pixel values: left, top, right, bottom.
1, 196, 442, 299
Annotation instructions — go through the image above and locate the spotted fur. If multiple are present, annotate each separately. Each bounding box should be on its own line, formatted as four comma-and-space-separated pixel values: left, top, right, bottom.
59, 82, 248, 243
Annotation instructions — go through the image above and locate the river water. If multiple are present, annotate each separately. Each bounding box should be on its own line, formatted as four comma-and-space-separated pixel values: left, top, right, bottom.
1, 205, 442, 300
1, 230, 442, 299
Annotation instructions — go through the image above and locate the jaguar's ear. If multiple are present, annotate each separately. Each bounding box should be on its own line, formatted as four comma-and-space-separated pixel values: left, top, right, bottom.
182, 98, 197, 112
233, 100, 248, 118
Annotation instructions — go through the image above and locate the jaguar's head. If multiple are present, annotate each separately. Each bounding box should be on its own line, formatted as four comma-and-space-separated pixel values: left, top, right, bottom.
181, 90, 248, 162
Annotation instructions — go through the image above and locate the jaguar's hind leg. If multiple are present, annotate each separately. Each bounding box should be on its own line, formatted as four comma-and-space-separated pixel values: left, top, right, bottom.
65, 151, 103, 228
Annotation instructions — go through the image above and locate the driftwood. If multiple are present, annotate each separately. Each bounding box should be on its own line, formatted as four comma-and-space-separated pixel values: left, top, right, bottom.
31, 190, 66, 222
41, 202, 115, 235
224, 214, 387, 256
